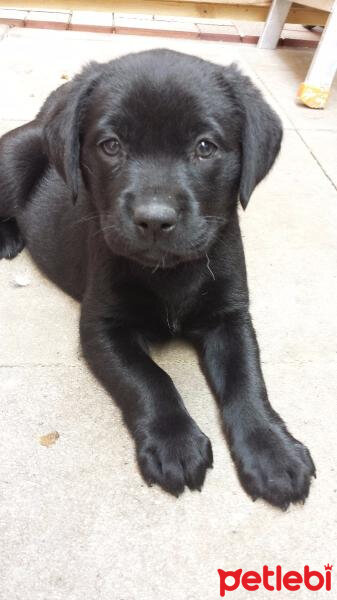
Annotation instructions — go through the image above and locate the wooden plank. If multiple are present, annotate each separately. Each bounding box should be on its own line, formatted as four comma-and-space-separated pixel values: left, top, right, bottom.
291, 0, 333, 11
1, 0, 329, 25
290, 4, 328, 23
0, 0, 271, 14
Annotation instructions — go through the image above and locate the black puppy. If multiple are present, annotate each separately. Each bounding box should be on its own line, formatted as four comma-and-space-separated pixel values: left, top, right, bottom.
0, 49, 315, 508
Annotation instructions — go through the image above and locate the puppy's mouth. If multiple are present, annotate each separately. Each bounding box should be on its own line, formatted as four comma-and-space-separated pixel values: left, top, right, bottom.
130, 248, 189, 269
103, 230, 213, 269
124, 246, 202, 269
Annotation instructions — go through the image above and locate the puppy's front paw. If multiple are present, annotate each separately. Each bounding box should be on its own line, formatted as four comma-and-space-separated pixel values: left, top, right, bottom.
233, 428, 316, 510
136, 413, 213, 496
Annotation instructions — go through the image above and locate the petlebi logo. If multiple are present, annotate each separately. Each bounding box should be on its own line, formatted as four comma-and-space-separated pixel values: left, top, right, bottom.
218, 564, 333, 596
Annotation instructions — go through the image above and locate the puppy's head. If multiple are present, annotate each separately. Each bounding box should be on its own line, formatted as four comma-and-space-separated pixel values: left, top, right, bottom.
43, 49, 282, 268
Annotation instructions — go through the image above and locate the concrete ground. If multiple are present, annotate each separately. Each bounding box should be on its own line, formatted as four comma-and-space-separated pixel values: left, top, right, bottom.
0, 25, 336, 600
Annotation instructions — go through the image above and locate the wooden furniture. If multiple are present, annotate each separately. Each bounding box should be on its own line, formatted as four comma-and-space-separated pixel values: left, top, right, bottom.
259, 0, 337, 107
2, 1, 330, 25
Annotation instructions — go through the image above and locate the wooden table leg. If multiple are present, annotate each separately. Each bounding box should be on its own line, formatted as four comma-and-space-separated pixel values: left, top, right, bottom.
258, 0, 292, 49
297, 1, 337, 108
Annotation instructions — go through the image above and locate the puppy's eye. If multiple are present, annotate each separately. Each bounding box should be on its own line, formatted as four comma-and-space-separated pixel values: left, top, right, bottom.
195, 139, 217, 159
101, 138, 121, 157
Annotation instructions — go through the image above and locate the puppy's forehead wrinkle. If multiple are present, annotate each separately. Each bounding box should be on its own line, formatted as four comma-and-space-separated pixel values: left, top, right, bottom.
116, 85, 202, 138
89, 57, 241, 149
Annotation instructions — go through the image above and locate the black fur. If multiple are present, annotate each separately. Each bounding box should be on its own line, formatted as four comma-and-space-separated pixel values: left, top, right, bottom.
0, 49, 315, 507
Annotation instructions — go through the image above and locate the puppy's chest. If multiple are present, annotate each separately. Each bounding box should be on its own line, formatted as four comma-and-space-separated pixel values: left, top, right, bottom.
121, 273, 221, 337
157, 287, 211, 336
148, 289, 198, 337
163, 301, 185, 335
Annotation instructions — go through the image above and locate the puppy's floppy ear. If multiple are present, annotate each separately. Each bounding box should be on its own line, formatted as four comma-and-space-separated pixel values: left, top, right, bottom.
41, 62, 102, 203
226, 65, 283, 210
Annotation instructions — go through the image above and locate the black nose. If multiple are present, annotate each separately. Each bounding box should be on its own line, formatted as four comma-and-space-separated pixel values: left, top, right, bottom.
133, 203, 177, 235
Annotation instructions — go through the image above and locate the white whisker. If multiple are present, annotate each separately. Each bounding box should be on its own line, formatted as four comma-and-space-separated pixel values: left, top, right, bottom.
206, 253, 215, 281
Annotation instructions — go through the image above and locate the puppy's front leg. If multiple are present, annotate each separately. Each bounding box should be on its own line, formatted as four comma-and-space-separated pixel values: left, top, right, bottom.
80, 304, 213, 496
195, 312, 315, 509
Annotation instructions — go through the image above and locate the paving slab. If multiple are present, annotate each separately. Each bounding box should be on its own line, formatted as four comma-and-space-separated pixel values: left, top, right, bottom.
1, 359, 336, 599
241, 129, 337, 365
0, 28, 294, 129
0, 252, 80, 366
